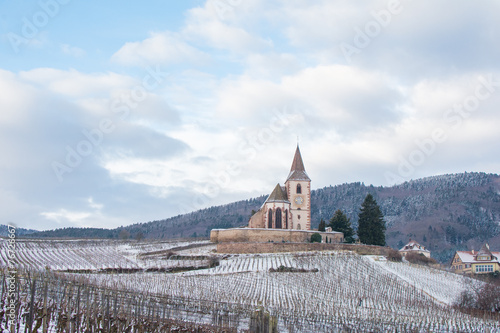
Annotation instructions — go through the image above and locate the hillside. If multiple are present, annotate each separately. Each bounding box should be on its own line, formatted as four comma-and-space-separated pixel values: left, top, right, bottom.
26, 172, 500, 263
312, 172, 500, 262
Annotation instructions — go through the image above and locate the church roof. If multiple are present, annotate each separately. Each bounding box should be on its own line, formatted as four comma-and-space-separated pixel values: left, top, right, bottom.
286, 145, 311, 181
266, 183, 289, 203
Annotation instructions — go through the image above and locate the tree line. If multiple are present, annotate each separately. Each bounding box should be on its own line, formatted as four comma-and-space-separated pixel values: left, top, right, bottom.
318, 193, 386, 246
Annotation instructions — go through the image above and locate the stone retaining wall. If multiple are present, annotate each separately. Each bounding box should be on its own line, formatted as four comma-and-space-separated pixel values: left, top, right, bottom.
217, 242, 390, 255
210, 228, 343, 244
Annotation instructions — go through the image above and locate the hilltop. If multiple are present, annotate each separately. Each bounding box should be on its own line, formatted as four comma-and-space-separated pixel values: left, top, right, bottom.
23, 172, 500, 263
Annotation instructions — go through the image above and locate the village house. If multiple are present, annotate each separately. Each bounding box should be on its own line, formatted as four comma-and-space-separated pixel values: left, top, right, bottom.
451, 243, 500, 274
399, 239, 431, 258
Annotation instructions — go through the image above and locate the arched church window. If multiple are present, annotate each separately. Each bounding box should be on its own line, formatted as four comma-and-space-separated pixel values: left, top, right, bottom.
268, 209, 273, 229
296, 184, 302, 194
275, 208, 282, 229
297, 223, 301, 230
284, 210, 288, 229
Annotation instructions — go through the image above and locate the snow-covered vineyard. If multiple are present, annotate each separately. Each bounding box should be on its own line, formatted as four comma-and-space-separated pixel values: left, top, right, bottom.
0, 238, 214, 271
71, 252, 499, 332
1, 239, 499, 332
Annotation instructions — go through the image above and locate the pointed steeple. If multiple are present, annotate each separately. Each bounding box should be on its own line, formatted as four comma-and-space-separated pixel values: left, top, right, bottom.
290, 145, 305, 172
286, 145, 310, 182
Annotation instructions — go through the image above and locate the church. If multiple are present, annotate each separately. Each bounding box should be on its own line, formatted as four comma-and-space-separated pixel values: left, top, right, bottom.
210, 145, 344, 247
248, 145, 311, 230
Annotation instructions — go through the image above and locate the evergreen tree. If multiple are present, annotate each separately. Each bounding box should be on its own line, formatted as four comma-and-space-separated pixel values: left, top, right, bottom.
445, 225, 457, 244
357, 194, 386, 246
328, 209, 355, 243
310, 233, 322, 243
318, 219, 326, 232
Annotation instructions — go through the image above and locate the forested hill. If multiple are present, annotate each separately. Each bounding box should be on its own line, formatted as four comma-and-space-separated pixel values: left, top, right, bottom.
26, 172, 500, 263
312, 172, 500, 262
0, 225, 38, 237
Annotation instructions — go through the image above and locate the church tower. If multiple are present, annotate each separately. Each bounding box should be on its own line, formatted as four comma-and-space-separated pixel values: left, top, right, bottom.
247, 144, 311, 230
285, 145, 311, 230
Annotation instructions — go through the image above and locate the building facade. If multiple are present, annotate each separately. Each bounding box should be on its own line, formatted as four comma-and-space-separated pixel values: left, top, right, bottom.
399, 239, 431, 258
451, 243, 500, 274
248, 145, 311, 230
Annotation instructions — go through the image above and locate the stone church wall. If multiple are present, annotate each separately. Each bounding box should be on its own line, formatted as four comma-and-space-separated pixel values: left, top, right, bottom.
210, 228, 343, 244
248, 209, 264, 228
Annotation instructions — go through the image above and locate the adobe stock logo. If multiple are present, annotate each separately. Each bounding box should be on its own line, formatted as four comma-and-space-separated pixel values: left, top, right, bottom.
177, 106, 305, 215
339, 0, 407, 63
51, 66, 169, 182
384, 75, 499, 185
7, 0, 71, 54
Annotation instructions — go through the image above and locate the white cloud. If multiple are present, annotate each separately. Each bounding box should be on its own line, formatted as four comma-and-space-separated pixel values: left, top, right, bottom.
41, 209, 92, 225
282, 65, 401, 126
183, 2, 272, 54
215, 78, 289, 119
61, 44, 86, 58
19, 68, 133, 99
0, 67, 189, 230
279, 0, 368, 49
111, 32, 210, 67
40, 206, 126, 229
40, 197, 103, 227
87, 197, 103, 210
261, 0, 500, 78
243, 53, 301, 79
0, 69, 39, 126
213, 64, 401, 134
2, 0, 500, 231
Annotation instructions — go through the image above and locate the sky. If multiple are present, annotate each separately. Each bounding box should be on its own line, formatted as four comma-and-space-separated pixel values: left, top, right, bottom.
1, 0, 500, 231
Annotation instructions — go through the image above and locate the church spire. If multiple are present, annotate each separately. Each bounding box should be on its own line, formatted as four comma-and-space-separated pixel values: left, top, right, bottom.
286, 145, 310, 181
290, 145, 305, 172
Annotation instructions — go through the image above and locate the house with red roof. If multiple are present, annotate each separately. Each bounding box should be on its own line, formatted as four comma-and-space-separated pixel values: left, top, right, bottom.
399, 239, 431, 258
451, 243, 500, 274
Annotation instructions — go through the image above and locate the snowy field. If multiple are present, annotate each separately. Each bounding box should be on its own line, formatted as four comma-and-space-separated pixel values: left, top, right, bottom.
0, 238, 214, 271
64, 251, 497, 331
368, 256, 484, 306
1, 238, 499, 332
